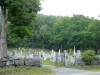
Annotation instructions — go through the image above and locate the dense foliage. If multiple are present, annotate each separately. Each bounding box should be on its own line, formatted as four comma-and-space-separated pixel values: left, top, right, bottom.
0, 0, 40, 47
81, 50, 96, 65
6, 0, 40, 37
8, 14, 100, 52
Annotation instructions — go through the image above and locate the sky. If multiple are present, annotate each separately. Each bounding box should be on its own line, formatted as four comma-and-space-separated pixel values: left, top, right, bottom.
39, 0, 100, 19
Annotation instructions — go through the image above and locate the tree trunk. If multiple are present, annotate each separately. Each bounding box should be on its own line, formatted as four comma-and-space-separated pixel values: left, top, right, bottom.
0, 6, 7, 58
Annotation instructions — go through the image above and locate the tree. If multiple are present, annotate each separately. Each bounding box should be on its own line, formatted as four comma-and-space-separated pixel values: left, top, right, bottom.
86, 19, 100, 50
32, 14, 57, 48
0, 0, 40, 58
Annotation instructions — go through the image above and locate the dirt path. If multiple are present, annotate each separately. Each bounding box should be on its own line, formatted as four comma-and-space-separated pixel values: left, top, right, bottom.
44, 65, 100, 75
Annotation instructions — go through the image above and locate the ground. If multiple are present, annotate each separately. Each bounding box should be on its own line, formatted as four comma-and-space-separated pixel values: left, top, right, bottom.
44, 65, 100, 75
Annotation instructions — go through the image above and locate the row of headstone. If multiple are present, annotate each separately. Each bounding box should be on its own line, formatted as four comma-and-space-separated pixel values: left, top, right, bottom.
50, 47, 81, 66
1, 48, 43, 68
7, 47, 82, 66
7, 49, 48, 61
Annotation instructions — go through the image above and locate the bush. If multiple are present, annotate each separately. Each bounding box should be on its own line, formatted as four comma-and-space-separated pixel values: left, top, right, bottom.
69, 49, 74, 56
81, 50, 96, 65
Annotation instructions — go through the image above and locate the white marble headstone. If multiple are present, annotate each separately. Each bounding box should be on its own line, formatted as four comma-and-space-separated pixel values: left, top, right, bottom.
50, 49, 56, 62
73, 46, 76, 56
76, 50, 81, 58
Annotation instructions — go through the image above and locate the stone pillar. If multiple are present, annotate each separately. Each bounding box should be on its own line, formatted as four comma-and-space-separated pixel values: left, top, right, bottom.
58, 49, 61, 62
63, 50, 68, 66
73, 45, 76, 56
50, 49, 56, 62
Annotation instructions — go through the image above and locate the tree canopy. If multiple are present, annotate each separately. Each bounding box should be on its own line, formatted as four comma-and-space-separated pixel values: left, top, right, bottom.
25, 14, 100, 52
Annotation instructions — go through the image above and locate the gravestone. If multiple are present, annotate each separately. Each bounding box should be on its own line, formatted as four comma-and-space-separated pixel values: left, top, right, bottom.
57, 49, 61, 62
67, 55, 75, 64
40, 51, 46, 60
50, 49, 56, 62
63, 50, 68, 66
76, 50, 81, 58
75, 50, 84, 66
33, 53, 39, 59
73, 46, 76, 56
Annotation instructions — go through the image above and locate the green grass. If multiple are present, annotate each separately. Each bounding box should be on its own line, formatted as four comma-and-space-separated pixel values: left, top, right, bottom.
67, 65, 100, 71
0, 66, 55, 75
43, 59, 63, 67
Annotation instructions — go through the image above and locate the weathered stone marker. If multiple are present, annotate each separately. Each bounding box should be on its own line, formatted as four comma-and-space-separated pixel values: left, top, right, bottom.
63, 50, 68, 66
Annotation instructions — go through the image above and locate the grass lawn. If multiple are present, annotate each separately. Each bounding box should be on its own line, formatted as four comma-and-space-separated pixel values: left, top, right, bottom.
43, 59, 63, 67
0, 66, 55, 75
67, 65, 100, 71
43, 59, 100, 71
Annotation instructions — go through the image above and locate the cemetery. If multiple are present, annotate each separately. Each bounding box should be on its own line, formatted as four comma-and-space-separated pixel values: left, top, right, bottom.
0, 47, 100, 75
0, 46, 99, 68
0, 0, 100, 75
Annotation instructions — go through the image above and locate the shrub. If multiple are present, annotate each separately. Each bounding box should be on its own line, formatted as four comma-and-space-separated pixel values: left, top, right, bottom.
81, 50, 96, 65
69, 49, 74, 56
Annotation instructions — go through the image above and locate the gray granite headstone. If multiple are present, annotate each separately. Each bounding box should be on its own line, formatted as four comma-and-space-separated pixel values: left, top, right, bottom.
63, 50, 68, 66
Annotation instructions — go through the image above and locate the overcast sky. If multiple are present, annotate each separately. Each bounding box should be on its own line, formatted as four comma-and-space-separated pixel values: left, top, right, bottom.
39, 0, 100, 19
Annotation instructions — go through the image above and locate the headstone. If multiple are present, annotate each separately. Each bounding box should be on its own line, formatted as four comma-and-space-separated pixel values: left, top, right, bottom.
20, 50, 23, 55
73, 46, 76, 57
12, 51, 15, 56
29, 49, 31, 54
63, 50, 68, 66
33, 53, 39, 59
70, 55, 75, 63
27, 54, 33, 58
76, 50, 81, 58
57, 49, 61, 62
50, 49, 56, 62
40, 51, 46, 60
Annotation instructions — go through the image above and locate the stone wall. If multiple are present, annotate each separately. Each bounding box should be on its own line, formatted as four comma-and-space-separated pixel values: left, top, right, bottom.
0, 57, 42, 68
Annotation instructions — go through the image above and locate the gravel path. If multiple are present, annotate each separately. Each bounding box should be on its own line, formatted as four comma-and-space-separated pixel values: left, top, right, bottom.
44, 65, 100, 75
